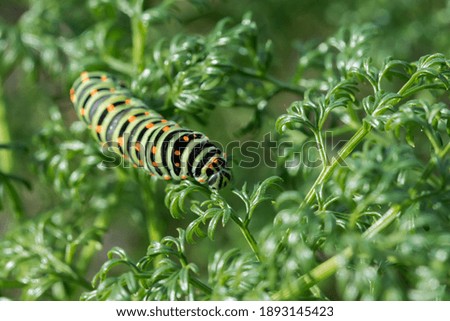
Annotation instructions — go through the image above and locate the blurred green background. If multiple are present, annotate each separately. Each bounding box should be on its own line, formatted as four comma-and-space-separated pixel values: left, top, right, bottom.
0, 0, 449, 299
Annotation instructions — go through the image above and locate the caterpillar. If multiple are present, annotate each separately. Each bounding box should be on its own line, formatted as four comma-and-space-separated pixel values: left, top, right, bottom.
70, 71, 231, 190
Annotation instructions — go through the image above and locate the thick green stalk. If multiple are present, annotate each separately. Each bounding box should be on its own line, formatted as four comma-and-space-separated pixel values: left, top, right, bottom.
145, 196, 162, 244
0, 82, 13, 173
136, 173, 163, 244
131, 14, 147, 74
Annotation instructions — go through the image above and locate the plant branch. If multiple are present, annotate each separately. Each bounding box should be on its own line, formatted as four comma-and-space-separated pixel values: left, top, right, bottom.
191, 277, 213, 295
314, 130, 330, 167
103, 55, 134, 76
230, 213, 263, 262
0, 80, 13, 173
300, 121, 372, 208
227, 65, 305, 96
131, 2, 147, 74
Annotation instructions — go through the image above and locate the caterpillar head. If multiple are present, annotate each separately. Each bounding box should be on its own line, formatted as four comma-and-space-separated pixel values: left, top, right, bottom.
207, 167, 232, 191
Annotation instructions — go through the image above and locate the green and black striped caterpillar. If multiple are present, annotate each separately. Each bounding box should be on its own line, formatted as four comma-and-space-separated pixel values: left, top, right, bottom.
70, 71, 231, 190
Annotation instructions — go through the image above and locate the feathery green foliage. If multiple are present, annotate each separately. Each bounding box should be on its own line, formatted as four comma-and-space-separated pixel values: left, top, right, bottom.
0, 0, 449, 300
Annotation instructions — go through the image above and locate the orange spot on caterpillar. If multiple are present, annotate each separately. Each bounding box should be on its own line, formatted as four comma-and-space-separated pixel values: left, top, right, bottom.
146, 123, 154, 128
80, 108, 86, 116
161, 119, 168, 123
175, 162, 180, 167
135, 142, 141, 151
101, 75, 108, 81
181, 175, 187, 180
198, 178, 205, 183
152, 161, 158, 167
152, 146, 157, 154
118, 137, 124, 146
145, 111, 150, 115
139, 160, 144, 166
183, 136, 189, 142
128, 115, 136, 122
132, 164, 138, 168
90, 89, 98, 96
174, 150, 181, 156
162, 126, 170, 132
107, 104, 115, 112
164, 175, 171, 180
80, 72, 89, 82
125, 99, 132, 104
96, 125, 102, 133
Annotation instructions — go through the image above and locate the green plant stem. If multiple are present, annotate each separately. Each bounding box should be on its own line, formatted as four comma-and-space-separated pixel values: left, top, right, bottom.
131, 13, 147, 74
228, 65, 305, 96
230, 213, 263, 262
396, 71, 420, 96
0, 81, 13, 173
178, 252, 213, 295
136, 174, 163, 244
271, 204, 402, 300
266, 74, 306, 96
437, 141, 449, 164
314, 130, 330, 167
144, 192, 162, 244
103, 55, 134, 76
423, 128, 443, 154
271, 247, 354, 300
361, 205, 402, 239
191, 277, 213, 295
300, 121, 372, 208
